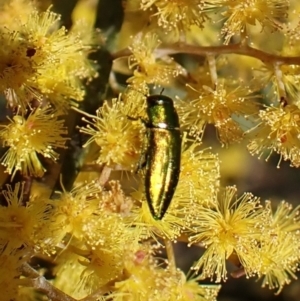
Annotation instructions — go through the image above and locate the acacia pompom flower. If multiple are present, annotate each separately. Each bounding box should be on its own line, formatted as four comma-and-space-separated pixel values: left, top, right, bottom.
0, 182, 52, 253
268, 200, 300, 234
178, 138, 220, 207
255, 62, 300, 103
0, 106, 68, 178
0, 8, 98, 111
246, 103, 300, 167
76, 217, 140, 291
178, 82, 259, 145
51, 181, 102, 241
112, 255, 170, 300
53, 250, 90, 299
189, 186, 264, 282
140, 0, 209, 34
128, 33, 184, 90
53, 186, 140, 294
0, 0, 35, 30
0, 30, 37, 108
112, 253, 221, 301
164, 138, 220, 228
21, 9, 98, 110
0, 247, 29, 301
79, 97, 144, 171
250, 201, 300, 293
221, 0, 289, 43
255, 232, 299, 294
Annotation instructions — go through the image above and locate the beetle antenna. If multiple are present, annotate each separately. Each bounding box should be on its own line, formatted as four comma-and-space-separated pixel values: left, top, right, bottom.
160, 88, 165, 95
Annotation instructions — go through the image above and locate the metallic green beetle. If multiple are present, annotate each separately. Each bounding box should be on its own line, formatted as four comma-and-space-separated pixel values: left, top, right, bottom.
142, 94, 182, 220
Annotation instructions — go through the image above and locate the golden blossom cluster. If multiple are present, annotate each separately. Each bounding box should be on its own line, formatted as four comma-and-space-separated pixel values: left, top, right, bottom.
0, 106, 68, 178
128, 32, 184, 92
178, 81, 259, 145
247, 103, 300, 167
1, 0, 300, 300
0, 6, 97, 111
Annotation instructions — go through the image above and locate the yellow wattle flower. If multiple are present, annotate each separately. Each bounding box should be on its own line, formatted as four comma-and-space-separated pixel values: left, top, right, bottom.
189, 186, 265, 281
0, 182, 52, 253
221, 0, 289, 43
179, 81, 259, 145
0, 247, 28, 301
247, 103, 300, 167
0, 106, 68, 178
79, 97, 145, 171
251, 200, 300, 293
0, 8, 98, 111
128, 32, 184, 89
140, 0, 209, 34
0, 0, 35, 30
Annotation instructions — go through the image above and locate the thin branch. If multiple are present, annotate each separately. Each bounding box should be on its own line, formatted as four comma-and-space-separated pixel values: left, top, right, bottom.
231, 267, 246, 279
207, 54, 218, 88
80, 163, 105, 172
22, 263, 113, 301
164, 239, 176, 274
22, 263, 76, 301
274, 62, 287, 100
98, 165, 112, 186
80, 285, 113, 301
112, 43, 300, 65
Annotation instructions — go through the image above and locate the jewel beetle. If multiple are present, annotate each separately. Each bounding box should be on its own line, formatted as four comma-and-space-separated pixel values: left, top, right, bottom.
141, 94, 182, 220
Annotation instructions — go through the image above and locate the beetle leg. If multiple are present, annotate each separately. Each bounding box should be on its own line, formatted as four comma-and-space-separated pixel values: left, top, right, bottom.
127, 115, 149, 126
127, 115, 139, 121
